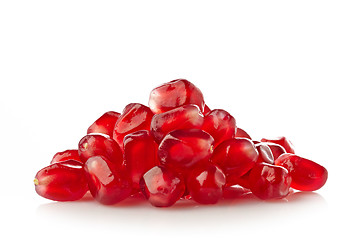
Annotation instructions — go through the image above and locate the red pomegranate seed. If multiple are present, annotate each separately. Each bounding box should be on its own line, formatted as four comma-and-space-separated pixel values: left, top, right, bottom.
113, 103, 154, 149
264, 143, 287, 160
211, 138, 258, 186
274, 154, 328, 191
249, 163, 292, 200
150, 104, 204, 143
158, 129, 214, 174
254, 142, 274, 164
187, 162, 226, 204
140, 166, 185, 207
202, 109, 236, 147
87, 111, 121, 138
50, 149, 81, 164
34, 160, 88, 201
123, 130, 159, 191
235, 127, 252, 139
84, 155, 132, 205
78, 134, 124, 168
261, 136, 295, 154
148, 79, 205, 114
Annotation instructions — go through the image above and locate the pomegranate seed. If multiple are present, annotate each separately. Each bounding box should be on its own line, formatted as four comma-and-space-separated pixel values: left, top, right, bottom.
87, 111, 121, 138
34, 160, 88, 201
78, 134, 124, 168
50, 149, 81, 164
187, 162, 226, 204
150, 104, 204, 143
140, 166, 185, 207
158, 129, 214, 174
264, 143, 287, 160
274, 154, 328, 191
148, 79, 205, 114
254, 142, 274, 164
113, 103, 154, 149
202, 109, 236, 147
261, 136, 295, 154
249, 163, 292, 200
84, 155, 132, 205
211, 138, 258, 186
235, 127, 252, 139
123, 130, 159, 190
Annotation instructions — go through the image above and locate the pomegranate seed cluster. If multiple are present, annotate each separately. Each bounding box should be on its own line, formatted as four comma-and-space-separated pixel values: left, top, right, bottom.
34, 79, 328, 207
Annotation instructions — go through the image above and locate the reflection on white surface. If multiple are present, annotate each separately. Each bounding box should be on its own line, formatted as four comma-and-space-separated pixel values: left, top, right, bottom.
36, 187, 328, 239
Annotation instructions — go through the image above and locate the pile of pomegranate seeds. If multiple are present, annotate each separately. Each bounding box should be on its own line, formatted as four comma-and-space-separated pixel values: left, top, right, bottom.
34, 79, 328, 207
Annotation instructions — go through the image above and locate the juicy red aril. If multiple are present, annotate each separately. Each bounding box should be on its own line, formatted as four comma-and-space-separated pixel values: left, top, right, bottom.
78, 134, 124, 168
202, 109, 236, 147
113, 103, 154, 149
123, 130, 159, 190
158, 129, 214, 174
187, 162, 226, 204
148, 79, 205, 114
261, 136, 295, 154
275, 153, 328, 191
84, 155, 132, 205
51, 149, 81, 164
140, 166, 185, 207
87, 111, 121, 138
254, 143, 274, 164
150, 104, 204, 143
34, 160, 88, 201
235, 127, 252, 139
249, 163, 292, 200
211, 138, 258, 186
264, 143, 287, 160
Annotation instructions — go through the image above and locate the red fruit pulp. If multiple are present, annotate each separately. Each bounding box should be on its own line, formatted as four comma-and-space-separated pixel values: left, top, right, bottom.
148, 79, 205, 114
254, 142, 274, 164
51, 149, 81, 164
264, 143, 287, 160
274, 154, 328, 191
140, 166, 185, 207
113, 103, 154, 149
202, 109, 236, 147
34, 160, 88, 201
123, 130, 159, 190
87, 111, 121, 138
78, 134, 124, 168
211, 138, 258, 186
84, 155, 132, 205
261, 136, 295, 154
235, 127, 252, 139
249, 163, 292, 200
187, 162, 226, 204
150, 104, 204, 143
158, 129, 214, 174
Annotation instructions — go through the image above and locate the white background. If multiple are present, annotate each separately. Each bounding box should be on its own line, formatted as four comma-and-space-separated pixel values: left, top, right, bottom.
1, 1, 355, 239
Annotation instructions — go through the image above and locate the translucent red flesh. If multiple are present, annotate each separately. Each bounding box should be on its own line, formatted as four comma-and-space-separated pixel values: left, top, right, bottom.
34, 160, 88, 201
149, 79, 205, 114
275, 154, 328, 191
84, 155, 132, 205
113, 103, 153, 149
140, 166, 185, 207
87, 111, 121, 138
123, 130, 159, 190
